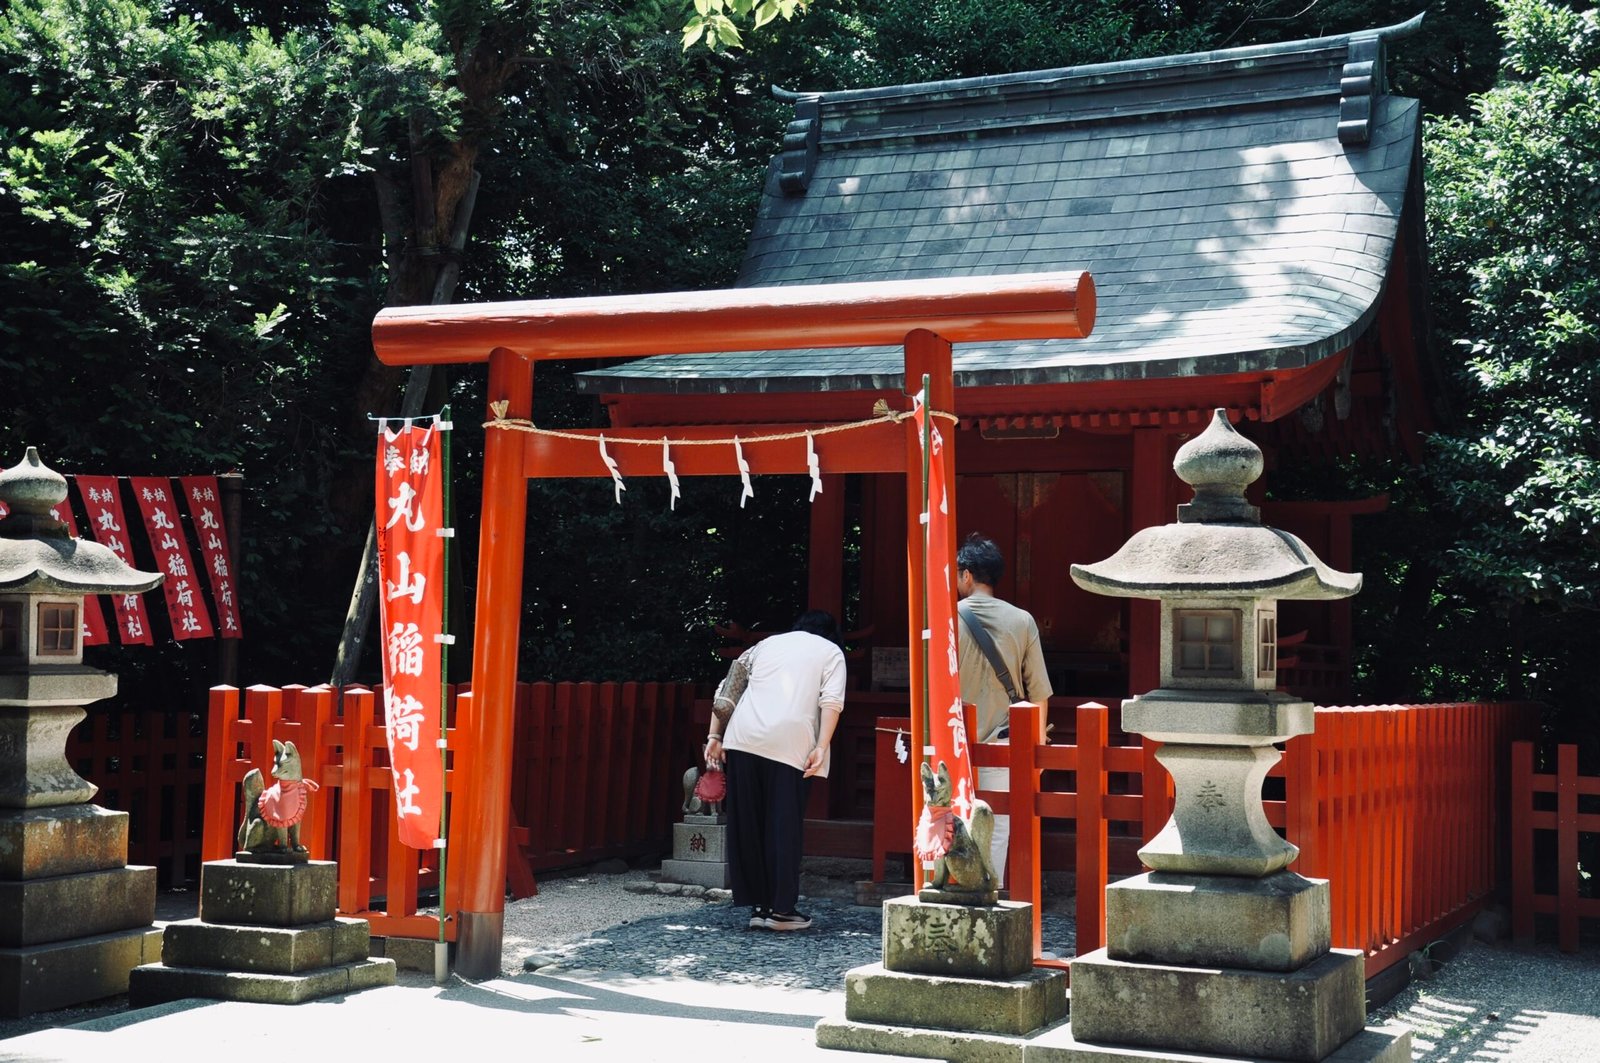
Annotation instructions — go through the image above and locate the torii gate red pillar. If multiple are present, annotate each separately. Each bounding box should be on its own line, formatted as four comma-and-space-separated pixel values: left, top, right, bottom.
455, 346, 533, 971
372, 271, 1094, 978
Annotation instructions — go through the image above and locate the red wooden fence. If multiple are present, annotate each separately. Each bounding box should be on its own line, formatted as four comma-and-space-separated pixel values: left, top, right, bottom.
66, 707, 209, 886
884, 700, 1537, 979
1511, 742, 1599, 951
201, 680, 699, 939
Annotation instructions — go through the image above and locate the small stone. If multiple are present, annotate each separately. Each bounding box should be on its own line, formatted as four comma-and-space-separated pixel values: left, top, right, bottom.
657, 882, 684, 896
623, 881, 656, 894
680, 885, 706, 899
1472, 907, 1508, 943
523, 954, 560, 971
706, 888, 732, 902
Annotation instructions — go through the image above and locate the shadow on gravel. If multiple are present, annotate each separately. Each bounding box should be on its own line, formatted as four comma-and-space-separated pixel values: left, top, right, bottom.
443, 975, 824, 1028
524, 899, 1077, 990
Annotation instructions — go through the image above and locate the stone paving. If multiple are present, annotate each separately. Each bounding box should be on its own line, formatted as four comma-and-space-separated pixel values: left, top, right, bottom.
523, 893, 1078, 992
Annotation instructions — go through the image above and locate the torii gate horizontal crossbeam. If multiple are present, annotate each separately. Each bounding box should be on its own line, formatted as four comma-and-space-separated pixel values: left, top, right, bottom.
372, 271, 1094, 365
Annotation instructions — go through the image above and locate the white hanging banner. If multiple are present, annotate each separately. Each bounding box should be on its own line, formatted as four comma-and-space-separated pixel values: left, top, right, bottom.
662, 438, 681, 511
807, 432, 823, 502
734, 437, 754, 509
599, 434, 626, 504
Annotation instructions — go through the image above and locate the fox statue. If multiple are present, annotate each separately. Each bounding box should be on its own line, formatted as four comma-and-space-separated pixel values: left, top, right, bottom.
237, 739, 320, 859
915, 760, 997, 902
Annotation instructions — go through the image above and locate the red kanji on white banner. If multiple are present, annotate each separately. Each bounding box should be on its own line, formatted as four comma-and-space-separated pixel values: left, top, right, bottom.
129, 477, 213, 640
74, 476, 154, 646
375, 422, 445, 850
178, 477, 241, 639
916, 397, 975, 813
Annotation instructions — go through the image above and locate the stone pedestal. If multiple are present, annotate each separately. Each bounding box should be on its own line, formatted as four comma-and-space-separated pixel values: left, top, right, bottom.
660, 814, 730, 890
129, 859, 395, 1006
816, 897, 1068, 1061
0, 805, 161, 1017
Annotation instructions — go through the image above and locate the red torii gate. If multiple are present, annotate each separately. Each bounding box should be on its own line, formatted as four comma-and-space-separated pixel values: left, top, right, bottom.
372, 271, 1095, 977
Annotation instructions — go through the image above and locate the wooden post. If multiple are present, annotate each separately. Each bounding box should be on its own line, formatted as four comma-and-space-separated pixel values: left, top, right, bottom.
1008, 703, 1042, 958
201, 686, 239, 863
1129, 427, 1170, 846
1557, 743, 1579, 952
1076, 702, 1108, 956
456, 346, 534, 980
338, 687, 376, 916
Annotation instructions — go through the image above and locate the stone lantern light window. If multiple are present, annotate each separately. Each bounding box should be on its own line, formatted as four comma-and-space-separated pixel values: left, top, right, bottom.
1173, 608, 1239, 678
37, 601, 79, 656
1256, 609, 1277, 679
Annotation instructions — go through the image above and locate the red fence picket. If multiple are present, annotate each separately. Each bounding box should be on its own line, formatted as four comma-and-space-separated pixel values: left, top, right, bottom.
199, 680, 699, 940
879, 700, 1538, 981
1511, 742, 1600, 951
66, 706, 209, 886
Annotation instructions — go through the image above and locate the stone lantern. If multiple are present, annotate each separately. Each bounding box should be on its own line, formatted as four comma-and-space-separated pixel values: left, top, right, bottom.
0, 447, 164, 1017
1060, 411, 1408, 1063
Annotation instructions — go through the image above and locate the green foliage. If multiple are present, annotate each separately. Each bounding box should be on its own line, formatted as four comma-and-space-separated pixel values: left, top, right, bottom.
0, 0, 1561, 712
682, 0, 809, 52
1425, 0, 1600, 614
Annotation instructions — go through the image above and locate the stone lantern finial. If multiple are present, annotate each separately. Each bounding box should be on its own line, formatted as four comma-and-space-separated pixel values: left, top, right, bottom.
0, 447, 71, 539
1173, 410, 1263, 524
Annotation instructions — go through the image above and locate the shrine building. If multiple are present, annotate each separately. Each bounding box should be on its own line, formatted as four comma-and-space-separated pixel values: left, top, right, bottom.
567, 18, 1441, 851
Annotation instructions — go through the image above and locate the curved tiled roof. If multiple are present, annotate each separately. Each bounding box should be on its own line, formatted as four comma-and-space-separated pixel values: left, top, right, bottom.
579, 18, 1424, 396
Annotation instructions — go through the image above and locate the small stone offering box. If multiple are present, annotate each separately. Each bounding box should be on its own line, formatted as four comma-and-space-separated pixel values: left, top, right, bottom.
660, 813, 730, 890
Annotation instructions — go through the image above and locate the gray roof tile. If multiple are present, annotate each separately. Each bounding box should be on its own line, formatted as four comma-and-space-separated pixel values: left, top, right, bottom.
585, 26, 1425, 396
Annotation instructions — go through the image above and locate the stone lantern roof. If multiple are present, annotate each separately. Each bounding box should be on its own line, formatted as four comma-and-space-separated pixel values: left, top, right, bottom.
1071, 411, 1360, 602
0, 448, 163, 597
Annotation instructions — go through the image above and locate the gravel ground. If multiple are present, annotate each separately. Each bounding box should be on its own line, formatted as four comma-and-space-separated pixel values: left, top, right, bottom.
1365, 939, 1600, 1062
2, 864, 1595, 1061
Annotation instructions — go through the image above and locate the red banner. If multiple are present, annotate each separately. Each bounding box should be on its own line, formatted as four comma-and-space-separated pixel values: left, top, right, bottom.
918, 399, 976, 815
75, 476, 155, 646
52, 490, 110, 646
375, 423, 445, 849
129, 477, 214, 640
178, 477, 241, 638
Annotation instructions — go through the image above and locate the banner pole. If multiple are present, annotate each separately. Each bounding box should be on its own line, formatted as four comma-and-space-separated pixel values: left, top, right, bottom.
436, 404, 453, 984
919, 374, 932, 753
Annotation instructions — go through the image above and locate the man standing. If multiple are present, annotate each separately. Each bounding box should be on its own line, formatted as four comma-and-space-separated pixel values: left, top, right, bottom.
956, 534, 1052, 888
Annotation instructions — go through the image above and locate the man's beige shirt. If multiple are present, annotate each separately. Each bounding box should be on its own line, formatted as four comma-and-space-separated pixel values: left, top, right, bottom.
958, 592, 1053, 743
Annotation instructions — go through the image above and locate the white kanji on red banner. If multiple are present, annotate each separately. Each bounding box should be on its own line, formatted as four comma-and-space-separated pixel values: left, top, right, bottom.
129, 476, 214, 640
178, 477, 242, 639
375, 422, 445, 850
53, 486, 110, 645
74, 476, 155, 646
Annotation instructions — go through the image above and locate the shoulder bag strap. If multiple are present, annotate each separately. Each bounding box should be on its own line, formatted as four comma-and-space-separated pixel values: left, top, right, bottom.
957, 600, 1022, 704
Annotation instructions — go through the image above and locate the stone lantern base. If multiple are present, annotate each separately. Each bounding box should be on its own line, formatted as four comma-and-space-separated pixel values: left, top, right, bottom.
0, 805, 161, 1018
1040, 871, 1411, 1063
